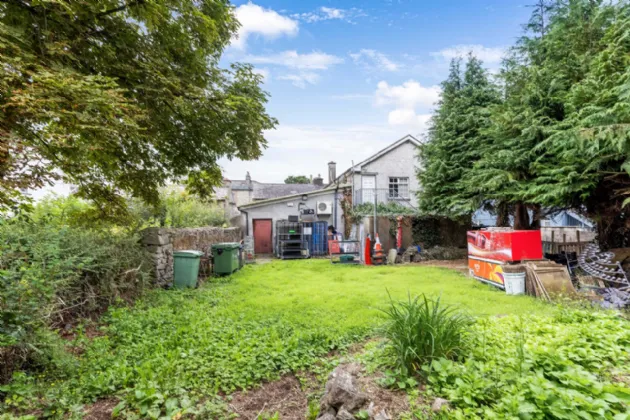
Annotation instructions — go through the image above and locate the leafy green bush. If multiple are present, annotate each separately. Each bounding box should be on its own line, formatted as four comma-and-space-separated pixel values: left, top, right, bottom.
380, 294, 473, 379
426, 309, 630, 418
352, 202, 417, 217
128, 189, 227, 228
0, 285, 362, 418
0, 218, 151, 383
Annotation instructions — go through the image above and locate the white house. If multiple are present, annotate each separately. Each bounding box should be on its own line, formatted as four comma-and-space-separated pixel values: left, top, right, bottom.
239, 134, 421, 255
334, 134, 420, 209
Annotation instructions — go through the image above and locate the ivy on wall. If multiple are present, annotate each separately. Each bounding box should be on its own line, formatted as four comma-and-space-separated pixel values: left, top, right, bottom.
411, 217, 442, 248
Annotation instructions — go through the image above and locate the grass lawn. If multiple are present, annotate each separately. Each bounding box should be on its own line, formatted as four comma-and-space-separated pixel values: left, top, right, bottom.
5, 260, 620, 419
221, 259, 553, 330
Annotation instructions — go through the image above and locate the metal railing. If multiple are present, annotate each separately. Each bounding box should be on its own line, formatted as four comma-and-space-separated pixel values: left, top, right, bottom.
352, 188, 417, 213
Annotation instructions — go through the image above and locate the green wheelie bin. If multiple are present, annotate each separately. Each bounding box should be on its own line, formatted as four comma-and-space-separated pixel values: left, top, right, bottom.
212, 242, 240, 275
173, 250, 203, 288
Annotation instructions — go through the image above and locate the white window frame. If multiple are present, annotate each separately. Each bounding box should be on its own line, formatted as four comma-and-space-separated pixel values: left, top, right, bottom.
388, 177, 409, 199
361, 175, 376, 204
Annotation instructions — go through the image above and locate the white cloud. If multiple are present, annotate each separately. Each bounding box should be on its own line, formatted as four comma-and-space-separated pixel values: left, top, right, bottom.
245, 50, 343, 70
387, 109, 432, 131
321, 7, 345, 19
253, 67, 270, 83
292, 7, 366, 23
373, 80, 439, 131
232, 3, 298, 50
278, 72, 320, 88
432, 44, 506, 64
218, 124, 404, 183
350, 49, 400, 72
375, 80, 441, 109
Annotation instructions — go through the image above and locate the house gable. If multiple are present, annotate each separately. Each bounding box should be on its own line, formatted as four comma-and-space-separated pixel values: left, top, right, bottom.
332, 134, 421, 186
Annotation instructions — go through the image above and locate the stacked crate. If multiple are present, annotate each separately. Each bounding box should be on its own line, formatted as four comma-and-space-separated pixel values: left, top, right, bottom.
276, 221, 308, 260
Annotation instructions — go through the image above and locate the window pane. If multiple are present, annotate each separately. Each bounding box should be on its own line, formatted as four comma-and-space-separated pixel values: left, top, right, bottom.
388, 177, 409, 198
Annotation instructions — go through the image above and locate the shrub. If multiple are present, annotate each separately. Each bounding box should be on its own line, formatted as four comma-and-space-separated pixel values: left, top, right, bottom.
380, 293, 473, 378
0, 218, 151, 383
128, 189, 227, 228
34, 190, 228, 232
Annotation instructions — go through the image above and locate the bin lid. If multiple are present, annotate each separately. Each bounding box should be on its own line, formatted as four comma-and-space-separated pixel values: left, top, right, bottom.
173, 250, 204, 257
211, 242, 240, 250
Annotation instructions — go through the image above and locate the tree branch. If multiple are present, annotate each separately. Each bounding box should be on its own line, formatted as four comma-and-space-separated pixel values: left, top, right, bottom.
0, 0, 39, 15
96, 0, 145, 18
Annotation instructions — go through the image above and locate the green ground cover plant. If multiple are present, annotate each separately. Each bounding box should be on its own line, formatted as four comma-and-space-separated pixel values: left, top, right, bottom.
427, 309, 630, 419
372, 307, 630, 419
1, 260, 551, 418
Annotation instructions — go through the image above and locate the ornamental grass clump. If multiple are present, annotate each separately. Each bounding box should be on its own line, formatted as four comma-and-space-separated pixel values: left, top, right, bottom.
380, 293, 474, 377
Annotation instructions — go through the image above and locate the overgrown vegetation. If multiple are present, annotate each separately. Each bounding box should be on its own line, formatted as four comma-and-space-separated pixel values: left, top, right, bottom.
0, 260, 551, 417
36, 190, 227, 232
427, 309, 630, 418
0, 189, 228, 387
128, 190, 227, 229
0, 217, 151, 384
370, 308, 630, 418
352, 202, 417, 217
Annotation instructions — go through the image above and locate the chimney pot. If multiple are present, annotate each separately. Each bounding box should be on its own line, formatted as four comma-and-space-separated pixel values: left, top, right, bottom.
328, 162, 337, 184
312, 173, 323, 186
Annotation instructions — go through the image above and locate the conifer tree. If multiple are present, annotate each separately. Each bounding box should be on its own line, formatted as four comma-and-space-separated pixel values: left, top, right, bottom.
418, 56, 500, 217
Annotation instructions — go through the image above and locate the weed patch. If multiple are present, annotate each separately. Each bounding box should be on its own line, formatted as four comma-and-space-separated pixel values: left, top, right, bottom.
1, 260, 563, 418
388, 308, 630, 418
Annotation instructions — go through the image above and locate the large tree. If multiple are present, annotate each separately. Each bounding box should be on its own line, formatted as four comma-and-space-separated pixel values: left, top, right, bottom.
418, 0, 630, 245
467, 0, 619, 232
532, 5, 630, 246
0, 0, 276, 214
418, 56, 500, 217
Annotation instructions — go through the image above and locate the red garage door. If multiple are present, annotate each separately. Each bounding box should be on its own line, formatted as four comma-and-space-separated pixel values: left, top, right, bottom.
253, 219, 273, 254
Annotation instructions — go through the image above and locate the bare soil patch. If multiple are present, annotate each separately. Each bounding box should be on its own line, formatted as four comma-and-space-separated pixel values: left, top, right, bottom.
412, 259, 469, 273
228, 365, 414, 419
229, 375, 309, 420
356, 369, 410, 417
83, 398, 118, 420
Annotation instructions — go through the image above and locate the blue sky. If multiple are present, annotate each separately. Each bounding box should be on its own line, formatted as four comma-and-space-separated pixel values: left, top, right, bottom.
218, 0, 532, 183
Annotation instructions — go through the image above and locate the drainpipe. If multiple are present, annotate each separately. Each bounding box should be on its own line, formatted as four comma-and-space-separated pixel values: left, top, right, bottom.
334, 183, 339, 231
241, 209, 249, 236
351, 160, 355, 208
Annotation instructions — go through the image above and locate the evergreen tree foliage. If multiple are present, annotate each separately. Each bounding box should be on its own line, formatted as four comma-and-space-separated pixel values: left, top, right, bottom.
418, 56, 500, 217
0, 0, 277, 215
418, 0, 630, 245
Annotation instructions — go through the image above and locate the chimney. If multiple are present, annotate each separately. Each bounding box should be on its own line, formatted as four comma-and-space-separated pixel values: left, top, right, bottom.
328, 162, 336, 184
245, 171, 252, 189
313, 173, 324, 186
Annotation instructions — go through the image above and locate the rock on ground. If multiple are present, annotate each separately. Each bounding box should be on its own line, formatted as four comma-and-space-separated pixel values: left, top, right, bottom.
317, 363, 396, 420
431, 397, 450, 413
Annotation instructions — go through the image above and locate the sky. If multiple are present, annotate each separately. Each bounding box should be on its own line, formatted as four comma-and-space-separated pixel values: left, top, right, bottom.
218, 0, 532, 184
35, 0, 531, 199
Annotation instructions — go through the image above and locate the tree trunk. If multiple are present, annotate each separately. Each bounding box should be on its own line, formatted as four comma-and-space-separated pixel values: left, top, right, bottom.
586, 181, 630, 250
496, 201, 510, 227
529, 204, 541, 230
513, 201, 531, 230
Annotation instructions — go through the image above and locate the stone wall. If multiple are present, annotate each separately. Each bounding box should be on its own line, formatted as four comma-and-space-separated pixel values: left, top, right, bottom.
141, 227, 241, 285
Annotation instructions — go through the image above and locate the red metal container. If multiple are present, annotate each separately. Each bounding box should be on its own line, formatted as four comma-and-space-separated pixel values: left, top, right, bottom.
467, 230, 543, 263
467, 229, 543, 288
